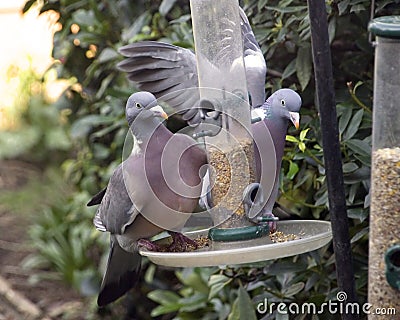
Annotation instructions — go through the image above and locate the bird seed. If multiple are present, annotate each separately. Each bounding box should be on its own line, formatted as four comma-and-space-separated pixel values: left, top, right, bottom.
208, 138, 256, 228
368, 147, 400, 314
269, 230, 300, 243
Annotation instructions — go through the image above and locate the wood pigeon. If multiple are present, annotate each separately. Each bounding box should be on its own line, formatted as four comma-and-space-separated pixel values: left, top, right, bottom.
88, 91, 207, 306
252, 89, 301, 220
117, 7, 302, 223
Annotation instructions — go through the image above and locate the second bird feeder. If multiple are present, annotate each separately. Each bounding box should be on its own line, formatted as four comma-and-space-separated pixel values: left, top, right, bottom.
368, 16, 400, 314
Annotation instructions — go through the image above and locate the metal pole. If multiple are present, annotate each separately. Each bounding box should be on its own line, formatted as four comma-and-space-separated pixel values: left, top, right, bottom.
306, 0, 359, 318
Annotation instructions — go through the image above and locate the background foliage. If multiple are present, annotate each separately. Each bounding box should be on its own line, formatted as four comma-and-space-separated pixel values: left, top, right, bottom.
13, 0, 400, 318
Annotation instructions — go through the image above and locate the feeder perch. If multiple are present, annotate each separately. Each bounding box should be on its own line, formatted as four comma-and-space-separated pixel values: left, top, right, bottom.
385, 244, 400, 291
368, 15, 400, 313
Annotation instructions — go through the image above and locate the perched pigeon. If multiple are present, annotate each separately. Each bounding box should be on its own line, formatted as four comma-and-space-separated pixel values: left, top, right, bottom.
252, 89, 301, 220
88, 91, 207, 306
117, 8, 301, 222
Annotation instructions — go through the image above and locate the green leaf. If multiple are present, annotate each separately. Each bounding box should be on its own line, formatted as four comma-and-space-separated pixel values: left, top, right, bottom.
338, 0, 350, 15
70, 115, 114, 139
0, 127, 41, 159
315, 190, 329, 207
286, 135, 299, 143
122, 12, 152, 42
354, 153, 371, 167
296, 45, 312, 91
179, 293, 208, 312
299, 128, 310, 141
338, 104, 353, 135
351, 227, 369, 243
159, 0, 177, 16
95, 73, 116, 99
353, 80, 364, 92
282, 282, 305, 297
72, 9, 96, 27
350, 4, 366, 13
228, 285, 257, 320
208, 274, 230, 286
176, 268, 209, 294
265, 6, 308, 13
22, 254, 50, 270
266, 260, 308, 276
209, 280, 232, 300
144, 264, 156, 283
282, 59, 296, 80
147, 289, 180, 305
258, 0, 269, 11
97, 48, 119, 63
298, 142, 306, 152
342, 162, 359, 173
347, 208, 369, 222
344, 109, 364, 140
287, 161, 299, 180
151, 304, 181, 317
345, 139, 371, 157
44, 127, 72, 151
328, 16, 336, 43
348, 182, 359, 204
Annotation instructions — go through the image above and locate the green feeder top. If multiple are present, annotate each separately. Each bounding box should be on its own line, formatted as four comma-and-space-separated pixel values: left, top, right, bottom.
369, 16, 400, 38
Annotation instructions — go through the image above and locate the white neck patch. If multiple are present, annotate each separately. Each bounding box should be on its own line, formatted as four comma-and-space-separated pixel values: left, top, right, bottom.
131, 134, 143, 156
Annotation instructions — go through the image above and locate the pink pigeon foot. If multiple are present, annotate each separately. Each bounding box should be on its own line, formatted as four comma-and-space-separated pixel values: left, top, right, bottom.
258, 213, 278, 233
137, 238, 162, 252
168, 232, 198, 252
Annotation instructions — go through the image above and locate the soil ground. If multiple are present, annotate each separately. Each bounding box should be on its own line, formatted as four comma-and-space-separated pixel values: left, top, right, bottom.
0, 160, 161, 320
0, 160, 87, 319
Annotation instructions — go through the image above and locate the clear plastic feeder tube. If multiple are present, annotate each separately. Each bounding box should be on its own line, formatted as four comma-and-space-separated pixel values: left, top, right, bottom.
368, 16, 400, 313
190, 0, 256, 228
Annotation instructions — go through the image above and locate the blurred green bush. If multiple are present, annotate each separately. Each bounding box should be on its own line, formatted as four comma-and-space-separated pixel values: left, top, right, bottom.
0, 66, 71, 163
18, 0, 400, 318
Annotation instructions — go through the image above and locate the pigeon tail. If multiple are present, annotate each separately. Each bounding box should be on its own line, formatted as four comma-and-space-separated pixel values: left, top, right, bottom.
87, 187, 107, 206
97, 237, 141, 307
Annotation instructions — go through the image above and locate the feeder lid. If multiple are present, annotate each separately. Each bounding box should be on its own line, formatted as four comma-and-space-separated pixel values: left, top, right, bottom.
369, 16, 400, 38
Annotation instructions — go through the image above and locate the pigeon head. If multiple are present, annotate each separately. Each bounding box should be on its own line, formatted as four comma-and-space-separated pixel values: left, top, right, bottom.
125, 91, 168, 129
254, 89, 302, 129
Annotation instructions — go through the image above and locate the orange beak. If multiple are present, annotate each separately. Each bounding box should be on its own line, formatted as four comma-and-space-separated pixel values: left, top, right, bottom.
289, 112, 300, 129
150, 105, 168, 120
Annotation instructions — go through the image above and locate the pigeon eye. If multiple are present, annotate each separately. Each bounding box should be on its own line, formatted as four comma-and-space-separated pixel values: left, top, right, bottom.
280, 99, 286, 107
135, 102, 142, 109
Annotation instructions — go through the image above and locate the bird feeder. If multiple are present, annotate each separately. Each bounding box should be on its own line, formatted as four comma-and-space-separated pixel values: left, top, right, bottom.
368, 16, 400, 312
190, 0, 264, 239
136, 1, 332, 267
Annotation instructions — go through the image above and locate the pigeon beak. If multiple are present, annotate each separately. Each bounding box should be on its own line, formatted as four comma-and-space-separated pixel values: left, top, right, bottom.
289, 112, 300, 129
150, 105, 168, 120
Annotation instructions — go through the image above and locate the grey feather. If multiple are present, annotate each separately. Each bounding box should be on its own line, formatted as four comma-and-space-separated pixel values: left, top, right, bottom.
118, 7, 267, 120
118, 42, 199, 116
